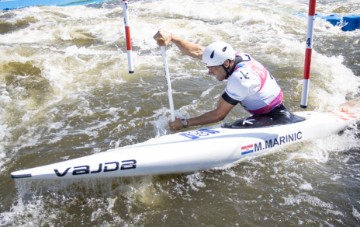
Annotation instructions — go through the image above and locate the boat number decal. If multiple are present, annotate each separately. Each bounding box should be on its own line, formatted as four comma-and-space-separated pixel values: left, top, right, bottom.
180, 129, 220, 140
241, 131, 303, 155
54, 159, 137, 177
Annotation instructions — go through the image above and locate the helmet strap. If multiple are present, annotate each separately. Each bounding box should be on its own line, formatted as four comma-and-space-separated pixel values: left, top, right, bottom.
222, 60, 233, 79
222, 56, 243, 79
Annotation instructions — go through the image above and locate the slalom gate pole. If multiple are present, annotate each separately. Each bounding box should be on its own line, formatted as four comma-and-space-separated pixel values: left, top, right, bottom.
161, 46, 175, 121
301, 0, 316, 108
122, 0, 134, 73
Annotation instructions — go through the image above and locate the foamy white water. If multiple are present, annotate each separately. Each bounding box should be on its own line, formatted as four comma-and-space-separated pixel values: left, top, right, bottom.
0, 0, 359, 226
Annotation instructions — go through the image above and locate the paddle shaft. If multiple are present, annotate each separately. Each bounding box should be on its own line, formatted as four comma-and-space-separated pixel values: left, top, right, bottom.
161, 46, 175, 121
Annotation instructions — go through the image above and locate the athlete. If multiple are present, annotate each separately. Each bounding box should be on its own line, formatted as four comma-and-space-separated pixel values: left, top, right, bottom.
153, 29, 297, 130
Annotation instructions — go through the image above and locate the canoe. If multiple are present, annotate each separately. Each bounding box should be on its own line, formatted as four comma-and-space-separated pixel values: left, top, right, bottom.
11, 98, 360, 180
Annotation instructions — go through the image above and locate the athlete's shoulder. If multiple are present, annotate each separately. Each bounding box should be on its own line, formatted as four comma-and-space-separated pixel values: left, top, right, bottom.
236, 52, 254, 60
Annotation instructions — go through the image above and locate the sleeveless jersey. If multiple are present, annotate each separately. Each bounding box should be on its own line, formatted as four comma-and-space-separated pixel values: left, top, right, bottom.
222, 53, 283, 115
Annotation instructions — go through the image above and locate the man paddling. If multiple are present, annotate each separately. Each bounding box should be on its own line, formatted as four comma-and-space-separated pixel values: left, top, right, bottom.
153, 29, 296, 130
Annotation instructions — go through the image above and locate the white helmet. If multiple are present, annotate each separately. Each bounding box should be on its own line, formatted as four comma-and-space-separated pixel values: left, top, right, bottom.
202, 41, 236, 67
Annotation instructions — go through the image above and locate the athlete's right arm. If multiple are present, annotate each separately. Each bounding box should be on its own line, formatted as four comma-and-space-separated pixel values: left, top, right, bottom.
169, 97, 235, 130
153, 29, 204, 60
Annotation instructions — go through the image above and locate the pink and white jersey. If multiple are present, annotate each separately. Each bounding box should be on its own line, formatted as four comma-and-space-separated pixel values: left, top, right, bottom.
223, 53, 283, 115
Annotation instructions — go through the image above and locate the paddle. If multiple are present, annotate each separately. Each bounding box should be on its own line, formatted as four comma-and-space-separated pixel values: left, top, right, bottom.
160, 46, 175, 121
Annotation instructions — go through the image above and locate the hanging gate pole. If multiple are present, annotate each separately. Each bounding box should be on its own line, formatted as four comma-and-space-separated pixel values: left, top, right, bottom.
301, 0, 316, 108
122, 0, 134, 73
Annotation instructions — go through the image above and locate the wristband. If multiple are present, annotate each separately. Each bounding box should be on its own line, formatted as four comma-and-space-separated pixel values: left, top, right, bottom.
181, 119, 188, 128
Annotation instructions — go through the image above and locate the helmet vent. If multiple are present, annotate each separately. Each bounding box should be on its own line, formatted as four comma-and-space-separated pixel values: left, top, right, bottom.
222, 46, 227, 52
210, 51, 215, 59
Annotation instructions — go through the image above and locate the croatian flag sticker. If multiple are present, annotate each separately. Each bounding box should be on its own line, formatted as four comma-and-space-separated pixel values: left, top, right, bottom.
241, 144, 254, 155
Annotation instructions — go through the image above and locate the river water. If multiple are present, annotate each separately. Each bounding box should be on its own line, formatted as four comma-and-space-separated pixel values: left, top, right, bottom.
0, 0, 360, 226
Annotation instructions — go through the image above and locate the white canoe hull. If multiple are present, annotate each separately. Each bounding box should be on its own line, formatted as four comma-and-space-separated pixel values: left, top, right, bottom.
11, 100, 360, 180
